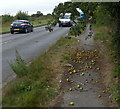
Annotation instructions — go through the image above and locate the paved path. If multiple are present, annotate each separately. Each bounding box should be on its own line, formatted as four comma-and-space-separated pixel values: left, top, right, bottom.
55, 24, 110, 107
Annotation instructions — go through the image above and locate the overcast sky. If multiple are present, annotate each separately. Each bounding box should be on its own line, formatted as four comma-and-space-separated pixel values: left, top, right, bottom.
0, 0, 69, 16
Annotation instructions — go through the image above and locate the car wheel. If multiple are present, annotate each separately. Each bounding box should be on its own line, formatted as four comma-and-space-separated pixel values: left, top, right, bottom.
59, 24, 62, 27
31, 28, 33, 32
25, 28, 28, 33
11, 31, 14, 34
59, 24, 61, 27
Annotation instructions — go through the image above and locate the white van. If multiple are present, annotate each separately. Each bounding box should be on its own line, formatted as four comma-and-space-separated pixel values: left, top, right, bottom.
58, 13, 73, 27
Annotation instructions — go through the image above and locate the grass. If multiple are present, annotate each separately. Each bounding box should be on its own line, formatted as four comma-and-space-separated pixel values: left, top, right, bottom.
1, 15, 52, 34
2, 37, 77, 107
93, 25, 111, 41
93, 24, 120, 106
0, 22, 11, 33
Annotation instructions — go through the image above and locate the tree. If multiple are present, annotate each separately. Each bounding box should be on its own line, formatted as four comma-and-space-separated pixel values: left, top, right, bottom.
52, 2, 98, 22
47, 13, 51, 16
15, 11, 29, 20
31, 11, 43, 17
2, 14, 14, 23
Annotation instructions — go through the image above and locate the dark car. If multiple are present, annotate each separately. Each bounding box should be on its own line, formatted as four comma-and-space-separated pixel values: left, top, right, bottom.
10, 20, 33, 34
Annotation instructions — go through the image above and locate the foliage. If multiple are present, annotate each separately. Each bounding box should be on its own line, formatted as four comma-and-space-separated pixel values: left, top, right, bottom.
69, 23, 85, 37
94, 5, 112, 26
93, 25, 110, 40
52, 2, 98, 22
45, 20, 57, 32
2, 14, 14, 23
93, 2, 120, 106
31, 11, 43, 17
15, 11, 29, 20
9, 50, 30, 77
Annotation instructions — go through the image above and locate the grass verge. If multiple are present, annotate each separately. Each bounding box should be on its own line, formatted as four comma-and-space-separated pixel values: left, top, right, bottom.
2, 37, 77, 107
93, 24, 119, 106
93, 25, 111, 41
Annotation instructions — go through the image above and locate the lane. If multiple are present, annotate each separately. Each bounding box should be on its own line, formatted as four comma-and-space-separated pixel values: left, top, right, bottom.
1, 26, 46, 44
2, 26, 69, 84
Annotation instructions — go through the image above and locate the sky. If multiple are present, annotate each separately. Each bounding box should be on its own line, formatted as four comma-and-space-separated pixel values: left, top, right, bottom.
0, 0, 69, 16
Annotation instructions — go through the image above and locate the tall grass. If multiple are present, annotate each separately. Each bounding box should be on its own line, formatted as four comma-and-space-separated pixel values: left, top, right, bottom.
9, 50, 30, 77
93, 24, 120, 106
93, 25, 111, 40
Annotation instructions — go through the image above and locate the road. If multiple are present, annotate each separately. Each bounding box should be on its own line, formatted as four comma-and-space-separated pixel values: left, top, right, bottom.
2, 25, 69, 85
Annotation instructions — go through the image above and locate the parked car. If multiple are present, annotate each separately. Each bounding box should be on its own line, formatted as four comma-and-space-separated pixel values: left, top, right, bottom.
10, 20, 33, 34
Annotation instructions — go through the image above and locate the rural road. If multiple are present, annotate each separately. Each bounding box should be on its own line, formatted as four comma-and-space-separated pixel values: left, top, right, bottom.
1, 25, 69, 85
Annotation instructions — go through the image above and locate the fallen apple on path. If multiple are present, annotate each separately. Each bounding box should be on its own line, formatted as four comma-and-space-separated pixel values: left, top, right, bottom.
70, 102, 74, 105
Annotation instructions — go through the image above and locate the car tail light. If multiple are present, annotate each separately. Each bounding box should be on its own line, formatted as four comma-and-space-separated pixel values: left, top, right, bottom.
10, 24, 14, 27
19, 24, 26, 26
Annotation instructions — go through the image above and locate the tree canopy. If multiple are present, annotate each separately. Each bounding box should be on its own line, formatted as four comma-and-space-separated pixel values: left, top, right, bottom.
15, 11, 29, 20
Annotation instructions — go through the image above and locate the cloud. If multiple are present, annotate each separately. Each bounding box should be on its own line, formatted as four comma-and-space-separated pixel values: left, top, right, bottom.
0, 0, 68, 15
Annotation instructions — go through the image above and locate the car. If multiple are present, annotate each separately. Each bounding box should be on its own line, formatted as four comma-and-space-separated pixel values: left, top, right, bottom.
10, 20, 33, 34
58, 13, 73, 27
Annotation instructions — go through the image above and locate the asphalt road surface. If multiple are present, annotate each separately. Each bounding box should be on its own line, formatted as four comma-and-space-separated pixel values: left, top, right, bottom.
2, 25, 69, 85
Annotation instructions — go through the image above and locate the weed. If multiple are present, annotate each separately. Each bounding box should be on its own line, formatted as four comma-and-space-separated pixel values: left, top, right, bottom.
9, 50, 30, 77
62, 53, 70, 60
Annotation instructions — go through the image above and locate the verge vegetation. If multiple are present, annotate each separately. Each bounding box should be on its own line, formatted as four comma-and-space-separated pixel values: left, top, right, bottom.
2, 37, 77, 107
92, 3, 120, 106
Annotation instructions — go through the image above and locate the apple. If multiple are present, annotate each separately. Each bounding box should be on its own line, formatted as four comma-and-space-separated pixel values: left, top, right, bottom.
66, 78, 69, 82
77, 84, 81, 88
73, 69, 76, 73
69, 88, 72, 91
80, 73, 85, 76
89, 66, 92, 69
96, 80, 98, 83
96, 68, 100, 70
80, 87, 83, 90
69, 72, 73, 75
70, 102, 74, 105
91, 60, 94, 62
102, 90, 105, 93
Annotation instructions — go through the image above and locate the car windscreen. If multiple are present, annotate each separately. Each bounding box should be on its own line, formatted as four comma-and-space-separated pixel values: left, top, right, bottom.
61, 15, 70, 19
12, 21, 23, 25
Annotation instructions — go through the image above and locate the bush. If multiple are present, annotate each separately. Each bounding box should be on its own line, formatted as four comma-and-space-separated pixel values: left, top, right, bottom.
2, 14, 14, 23
15, 11, 29, 20
9, 50, 30, 77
